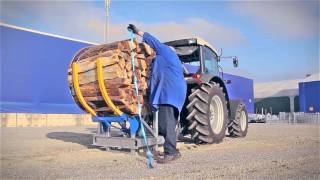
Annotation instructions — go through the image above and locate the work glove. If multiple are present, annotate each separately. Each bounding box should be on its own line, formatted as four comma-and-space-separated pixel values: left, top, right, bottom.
127, 24, 140, 34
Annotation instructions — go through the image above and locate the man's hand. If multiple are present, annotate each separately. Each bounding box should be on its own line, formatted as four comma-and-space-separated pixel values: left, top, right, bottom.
127, 24, 139, 34
127, 24, 144, 37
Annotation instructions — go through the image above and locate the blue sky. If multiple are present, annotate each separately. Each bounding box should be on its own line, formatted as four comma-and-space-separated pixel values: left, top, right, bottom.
1, 0, 319, 82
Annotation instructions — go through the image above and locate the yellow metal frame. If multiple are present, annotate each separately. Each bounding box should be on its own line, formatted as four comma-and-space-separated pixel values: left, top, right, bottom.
96, 58, 124, 115
72, 62, 97, 116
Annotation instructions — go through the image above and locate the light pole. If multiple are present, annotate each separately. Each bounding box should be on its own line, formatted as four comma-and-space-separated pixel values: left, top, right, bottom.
104, 0, 111, 43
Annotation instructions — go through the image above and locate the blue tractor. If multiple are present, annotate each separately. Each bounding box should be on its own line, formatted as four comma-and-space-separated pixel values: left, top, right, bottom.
165, 38, 248, 144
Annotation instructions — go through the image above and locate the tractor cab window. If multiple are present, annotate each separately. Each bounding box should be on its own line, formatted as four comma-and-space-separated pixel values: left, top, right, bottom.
173, 46, 201, 75
203, 46, 219, 75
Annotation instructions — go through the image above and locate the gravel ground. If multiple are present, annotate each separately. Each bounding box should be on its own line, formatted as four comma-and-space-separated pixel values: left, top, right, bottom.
1, 123, 319, 179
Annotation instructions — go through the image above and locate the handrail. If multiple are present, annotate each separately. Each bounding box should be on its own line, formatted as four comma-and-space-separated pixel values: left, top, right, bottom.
72, 62, 97, 116
96, 57, 124, 116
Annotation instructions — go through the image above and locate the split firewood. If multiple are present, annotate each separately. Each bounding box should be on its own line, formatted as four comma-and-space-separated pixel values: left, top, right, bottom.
68, 39, 156, 115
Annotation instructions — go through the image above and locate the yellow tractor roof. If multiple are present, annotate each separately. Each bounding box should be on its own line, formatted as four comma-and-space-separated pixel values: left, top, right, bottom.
165, 37, 219, 55
193, 37, 218, 55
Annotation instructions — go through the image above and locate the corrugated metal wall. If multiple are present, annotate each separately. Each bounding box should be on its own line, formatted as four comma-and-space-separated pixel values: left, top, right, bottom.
0, 25, 91, 113
299, 81, 320, 112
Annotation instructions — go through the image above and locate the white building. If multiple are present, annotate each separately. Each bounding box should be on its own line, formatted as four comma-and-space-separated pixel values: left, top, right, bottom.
254, 73, 319, 114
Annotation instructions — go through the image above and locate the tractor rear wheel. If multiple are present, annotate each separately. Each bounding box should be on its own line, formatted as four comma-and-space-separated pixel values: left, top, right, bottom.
186, 82, 228, 143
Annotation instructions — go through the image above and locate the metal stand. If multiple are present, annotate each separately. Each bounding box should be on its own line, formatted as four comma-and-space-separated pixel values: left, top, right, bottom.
92, 112, 164, 152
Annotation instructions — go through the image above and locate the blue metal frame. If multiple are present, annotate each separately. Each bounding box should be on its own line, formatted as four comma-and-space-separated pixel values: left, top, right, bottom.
92, 115, 140, 137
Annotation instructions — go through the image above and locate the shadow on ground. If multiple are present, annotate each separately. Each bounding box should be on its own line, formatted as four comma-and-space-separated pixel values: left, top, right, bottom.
46, 132, 135, 153
46, 130, 197, 157
46, 132, 94, 148
85, 127, 98, 133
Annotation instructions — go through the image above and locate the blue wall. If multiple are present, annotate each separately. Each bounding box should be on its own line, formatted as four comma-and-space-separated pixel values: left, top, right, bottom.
1, 24, 254, 114
223, 74, 254, 113
299, 81, 320, 113
0, 25, 91, 113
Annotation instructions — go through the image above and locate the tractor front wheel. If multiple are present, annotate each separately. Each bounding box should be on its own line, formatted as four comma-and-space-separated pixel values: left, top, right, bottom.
228, 101, 248, 137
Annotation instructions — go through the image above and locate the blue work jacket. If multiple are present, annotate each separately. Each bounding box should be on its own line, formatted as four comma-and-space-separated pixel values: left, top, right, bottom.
143, 32, 187, 112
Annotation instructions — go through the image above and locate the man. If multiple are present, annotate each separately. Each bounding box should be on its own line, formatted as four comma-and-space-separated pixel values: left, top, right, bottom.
127, 24, 187, 163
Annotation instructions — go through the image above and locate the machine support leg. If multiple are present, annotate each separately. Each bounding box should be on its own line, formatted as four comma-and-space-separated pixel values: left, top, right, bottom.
106, 126, 110, 137
105, 125, 111, 151
92, 114, 164, 153
153, 111, 159, 151
141, 119, 157, 137
98, 122, 103, 134
130, 133, 137, 154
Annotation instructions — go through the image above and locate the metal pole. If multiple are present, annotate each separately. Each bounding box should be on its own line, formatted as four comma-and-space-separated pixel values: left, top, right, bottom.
289, 96, 295, 113
104, 0, 111, 43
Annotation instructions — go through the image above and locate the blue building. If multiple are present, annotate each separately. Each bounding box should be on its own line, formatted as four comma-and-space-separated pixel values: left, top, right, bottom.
299, 81, 320, 113
1, 23, 94, 114
1, 23, 254, 114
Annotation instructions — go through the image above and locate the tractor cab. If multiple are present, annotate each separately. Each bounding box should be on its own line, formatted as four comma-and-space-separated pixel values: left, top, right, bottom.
165, 38, 220, 80
165, 38, 238, 84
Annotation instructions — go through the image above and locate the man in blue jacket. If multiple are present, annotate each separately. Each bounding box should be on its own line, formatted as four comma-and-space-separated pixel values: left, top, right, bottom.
128, 24, 187, 163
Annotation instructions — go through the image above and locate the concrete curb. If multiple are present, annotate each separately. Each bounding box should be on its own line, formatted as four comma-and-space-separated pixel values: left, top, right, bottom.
0, 113, 97, 127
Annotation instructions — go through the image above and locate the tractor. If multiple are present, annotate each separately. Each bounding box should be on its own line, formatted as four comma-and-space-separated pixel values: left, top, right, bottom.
70, 37, 249, 152
165, 38, 248, 144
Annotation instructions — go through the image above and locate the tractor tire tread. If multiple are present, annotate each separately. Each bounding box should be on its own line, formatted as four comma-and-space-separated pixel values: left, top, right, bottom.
228, 103, 248, 138
185, 82, 227, 144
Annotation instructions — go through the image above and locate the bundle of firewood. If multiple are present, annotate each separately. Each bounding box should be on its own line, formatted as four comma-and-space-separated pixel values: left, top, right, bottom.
68, 39, 155, 116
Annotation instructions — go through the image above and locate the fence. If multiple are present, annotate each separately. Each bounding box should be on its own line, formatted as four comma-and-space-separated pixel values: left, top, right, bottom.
277, 112, 320, 124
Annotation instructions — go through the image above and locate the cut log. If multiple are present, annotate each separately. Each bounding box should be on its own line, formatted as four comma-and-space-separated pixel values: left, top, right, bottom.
84, 96, 131, 105
139, 43, 153, 56
81, 87, 131, 97
141, 70, 147, 77
75, 54, 125, 73
136, 53, 146, 59
120, 39, 138, 51
79, 78, 131, 90
125, 60, 140, 71
77, 43, 124, 61
96, 105, 136, 114
127, 70, 133, 79
77, 64, 126, 85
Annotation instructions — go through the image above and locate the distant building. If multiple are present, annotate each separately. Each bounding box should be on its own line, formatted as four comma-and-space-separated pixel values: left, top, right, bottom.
254, 74, 320, 115
299, 80, 320, 113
